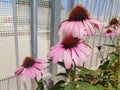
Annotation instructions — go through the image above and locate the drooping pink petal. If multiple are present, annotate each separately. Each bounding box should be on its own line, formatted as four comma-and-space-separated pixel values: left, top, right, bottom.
35, 59, 48, 64
67, 21, 75, 36
64, 49, 72, 69
83, 20, 92, 34
78, 21, 85, 38
52, 48, 64, 64
33, 63, 45, 70
64, 21, 75, 36
72, 22, 80, 38
89, 19, 101, 25
71, 48, 80, 66
51, 41, 62, 50
33, 67, 42, 78
22, 69, 30, 82
77, 43, 92, 55
29, 67, 35, 79
74, 47, 87, 63
15, 66, 24, 76
89, 19, 102, 32
47, 45, 62, 58
58, 21, 69, 35
85, 20, 95, 35
89, 18, 107, 27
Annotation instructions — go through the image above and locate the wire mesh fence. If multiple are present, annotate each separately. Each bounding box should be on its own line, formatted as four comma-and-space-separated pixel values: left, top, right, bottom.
0, 0, 120, 90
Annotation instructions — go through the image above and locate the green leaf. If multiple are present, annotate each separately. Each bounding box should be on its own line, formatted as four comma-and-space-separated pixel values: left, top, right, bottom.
108, 53, 118, 67
38, 79, 44, 90
77, 66, 103, 75
49, 80, 65, 90
56, 73, 68, 77
76, 81, 104, 90
108, 83, 116, 90
117, 83, 120, 90
57, 61, 65, 68
104, 44, 116, 47
118, 70, 120, 79
99, 60, 109, 69
65, 83, 76, 90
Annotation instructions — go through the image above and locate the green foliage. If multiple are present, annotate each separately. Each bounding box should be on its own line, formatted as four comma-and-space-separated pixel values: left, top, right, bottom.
57, 61, 65, 68
65, 83, 76, 90
47, 21, 120, 90
99, 60, 110, 69
56, 73, 68, 78
77, 66, 103, 76
108, 53, 118, 67
108, 83, 116, 90
38, 79, 44, 90
76, 81, 104, 90
49, 80, 65, 90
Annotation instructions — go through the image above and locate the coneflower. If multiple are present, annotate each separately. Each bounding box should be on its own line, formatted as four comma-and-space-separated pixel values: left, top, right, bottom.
103, 29, 117, 37
47, 36, 92, 69
15, 56, 47, 82
58, 5, 106, 38
106, 18, 120, 29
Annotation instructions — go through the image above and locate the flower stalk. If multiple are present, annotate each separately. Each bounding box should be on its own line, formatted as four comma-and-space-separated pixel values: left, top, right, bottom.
70, 62, 77, 83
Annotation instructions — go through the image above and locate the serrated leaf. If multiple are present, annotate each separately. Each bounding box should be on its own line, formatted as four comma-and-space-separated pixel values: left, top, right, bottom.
57, 61, 65, 68
38, 79, 44, 90
56, 73, 68, 77
49, 80, 65, 90
99, 60, 109, 69
118, 70, 120, 79
76, 81, 104, 90
108, 53, 118, 67
117, 83, 120, 90
108, 83, 116, 90
77, 66, 103, 75
65, 83, 76, 90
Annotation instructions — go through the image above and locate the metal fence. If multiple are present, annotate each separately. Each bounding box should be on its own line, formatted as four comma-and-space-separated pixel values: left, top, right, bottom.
0, 0, 120, 90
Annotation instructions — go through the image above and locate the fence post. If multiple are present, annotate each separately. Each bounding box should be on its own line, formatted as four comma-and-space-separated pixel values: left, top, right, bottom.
30, 0, 38, 90
12, 0, 20, 90
50, 0, 61, 76
70, 0, 75, 9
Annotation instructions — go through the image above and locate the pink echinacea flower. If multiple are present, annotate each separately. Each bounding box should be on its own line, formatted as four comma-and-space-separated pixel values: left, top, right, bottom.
58, 5, 107, 38
103, 29, 117, 37
47, 36, 92, 69
105, 18, 120, 29
15, 56, 47, 82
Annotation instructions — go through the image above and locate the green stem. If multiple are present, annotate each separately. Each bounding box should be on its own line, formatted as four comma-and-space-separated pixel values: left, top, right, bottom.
35, 77, 41, 90
70, 62, 76, 83
110, 36, 114, 45
98, 50, 104, 64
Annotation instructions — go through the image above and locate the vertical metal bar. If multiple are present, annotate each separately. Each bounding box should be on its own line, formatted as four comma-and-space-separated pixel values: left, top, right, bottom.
95, 0, 103, 66
50, 0, 61, 75
85, 0, 93, 43
89, 0, 93, 17
23, 82, 27, 90
95, 0, 108, 66
30, 0, 38, 58
106, 0, 115, 54
115, 0, 119, 17
30, 0, 38, 90
7, 79, 9, 90
89, 0, 102, 68
12, 0, 20, 90
70, 0, 74, 9
108, 0, 114, 20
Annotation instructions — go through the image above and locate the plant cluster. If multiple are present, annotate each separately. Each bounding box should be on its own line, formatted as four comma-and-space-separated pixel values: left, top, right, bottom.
15, 5, 120, 90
